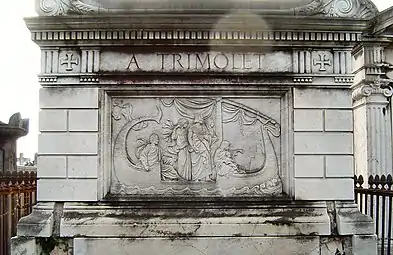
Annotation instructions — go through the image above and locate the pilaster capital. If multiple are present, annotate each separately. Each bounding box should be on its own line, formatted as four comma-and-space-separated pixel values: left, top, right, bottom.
352, 78, 393, 102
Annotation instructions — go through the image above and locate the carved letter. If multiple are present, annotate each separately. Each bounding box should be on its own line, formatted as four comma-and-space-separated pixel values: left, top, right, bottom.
242, 54, 252, 70
126, 54, 141, 70
157, 53, 168, 70
213, 53, 229, 69
256, 54, 265, 70
196, 54, 211, 70
172, 54, 184, 70
232, 54, 241, 70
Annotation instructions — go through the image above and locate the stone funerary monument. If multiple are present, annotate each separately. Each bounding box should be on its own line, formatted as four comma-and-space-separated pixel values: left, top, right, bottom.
11, 0, 393, 254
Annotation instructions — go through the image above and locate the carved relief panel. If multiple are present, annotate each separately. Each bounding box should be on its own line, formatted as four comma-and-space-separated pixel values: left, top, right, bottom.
110, 95, 283, 198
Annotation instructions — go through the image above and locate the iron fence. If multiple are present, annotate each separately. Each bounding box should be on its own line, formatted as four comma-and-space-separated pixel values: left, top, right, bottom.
355, 174, 393, 255
0, 171, 37, 255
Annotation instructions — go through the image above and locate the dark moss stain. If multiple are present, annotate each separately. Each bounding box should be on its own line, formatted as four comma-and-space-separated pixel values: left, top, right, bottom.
37, 237, 70, 255
153, 230, 195, 241
264, 217, 294, 226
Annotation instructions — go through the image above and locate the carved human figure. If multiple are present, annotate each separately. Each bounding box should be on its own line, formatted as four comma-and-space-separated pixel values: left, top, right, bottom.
214, 140, 240, 178
136, 133, 161, 172
171, 118, 192, 181
188, 115, 216, 181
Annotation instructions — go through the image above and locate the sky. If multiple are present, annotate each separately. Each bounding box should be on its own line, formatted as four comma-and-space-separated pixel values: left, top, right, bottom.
0, 1, 392, 159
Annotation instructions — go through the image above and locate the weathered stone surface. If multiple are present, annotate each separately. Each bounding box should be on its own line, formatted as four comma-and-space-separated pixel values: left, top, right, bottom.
294, 133, 353, 155
39, 110, 67, 132
294, 110, 323, 131
67, 156, 98, 178
10, 237, 38, 255
325, 156, 354, 177
352, 235, 378, 255
68, 110, 99, 132
37, 179, 97, 201
73, 237, 321, 255
37, 156, 67, 178
59, 203, 331, 237
294, 89, 352, 109
38, 133, 98, 155
335, 203, 375, 235
324, 110, 353, 132
39, 88, 98, 109
294, 155, 324, 178
16, 203, 55, 237
295, 179, 354, 200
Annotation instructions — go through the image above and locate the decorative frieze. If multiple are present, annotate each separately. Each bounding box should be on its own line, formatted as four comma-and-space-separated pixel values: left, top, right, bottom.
38, 49, 358, 79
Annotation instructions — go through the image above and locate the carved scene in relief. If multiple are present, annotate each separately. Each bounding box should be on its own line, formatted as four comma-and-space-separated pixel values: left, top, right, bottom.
111, 97, 282, 197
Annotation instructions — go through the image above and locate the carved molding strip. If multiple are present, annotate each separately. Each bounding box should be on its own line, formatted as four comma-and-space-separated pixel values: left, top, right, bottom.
80, 76, 99, 82
293, 77, 313, 83
38, 76, 58, 83
335, 77, 354, 83
352, 78, 393, 101
38, 0, 378, 19
31, 30, 362, 43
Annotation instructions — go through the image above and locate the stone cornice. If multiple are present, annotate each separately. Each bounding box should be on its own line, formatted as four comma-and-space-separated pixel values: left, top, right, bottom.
25, 15, 369, 47
25, 15, 369, 31
36, 0, 379, 20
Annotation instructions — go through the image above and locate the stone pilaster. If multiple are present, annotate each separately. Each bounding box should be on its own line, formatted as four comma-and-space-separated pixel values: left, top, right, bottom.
353, 77, 393, 176
352, 37, 393, 177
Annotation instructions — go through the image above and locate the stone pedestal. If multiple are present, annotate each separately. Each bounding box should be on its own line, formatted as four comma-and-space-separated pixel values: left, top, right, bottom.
12, 0, 392, 254
0, 113, 29, 172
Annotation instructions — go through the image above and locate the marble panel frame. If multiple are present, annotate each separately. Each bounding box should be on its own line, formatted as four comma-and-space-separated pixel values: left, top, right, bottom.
98, 85, 293, 201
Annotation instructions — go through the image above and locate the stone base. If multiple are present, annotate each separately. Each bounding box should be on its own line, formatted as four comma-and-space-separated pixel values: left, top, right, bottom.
11, 201, 377, 255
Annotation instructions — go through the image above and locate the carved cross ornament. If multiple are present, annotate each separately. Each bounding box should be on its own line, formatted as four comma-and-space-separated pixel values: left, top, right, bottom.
313, 54, 332, 71
60, 53, 79, 71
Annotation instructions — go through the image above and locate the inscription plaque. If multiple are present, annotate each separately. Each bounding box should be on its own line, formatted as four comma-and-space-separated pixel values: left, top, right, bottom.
100, 51, 292, 73
111, 96, 283, 197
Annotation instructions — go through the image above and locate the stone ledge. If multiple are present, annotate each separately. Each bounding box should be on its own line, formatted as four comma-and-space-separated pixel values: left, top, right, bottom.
73, 237, 321, 255
57, 202, 331, 237
16, 203, 54, 237
335, 202, 375, 235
